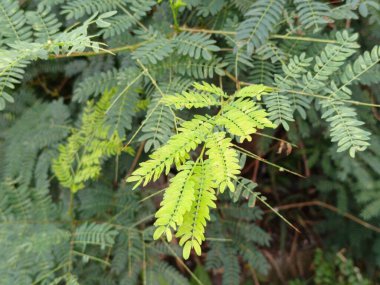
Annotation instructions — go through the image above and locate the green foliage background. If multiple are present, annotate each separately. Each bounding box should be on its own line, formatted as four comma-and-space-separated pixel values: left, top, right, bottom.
0, 0, 379, 284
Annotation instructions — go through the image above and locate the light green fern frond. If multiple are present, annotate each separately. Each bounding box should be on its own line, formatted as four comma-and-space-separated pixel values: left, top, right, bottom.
176, 160, 217, 259
153, 161, 196, 242
205, 132, 241, 193
162, 82, 225, 109
127, 115, 214, 188
217, 98, 274, 142
53, 90, 124, 192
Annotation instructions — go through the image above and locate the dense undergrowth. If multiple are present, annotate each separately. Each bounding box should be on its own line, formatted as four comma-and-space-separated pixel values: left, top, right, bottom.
0, 0, 380, 284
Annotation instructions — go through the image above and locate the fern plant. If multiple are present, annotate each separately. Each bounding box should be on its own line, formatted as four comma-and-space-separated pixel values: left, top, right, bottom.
127, 82, 274, 258
1, 0, 380, 284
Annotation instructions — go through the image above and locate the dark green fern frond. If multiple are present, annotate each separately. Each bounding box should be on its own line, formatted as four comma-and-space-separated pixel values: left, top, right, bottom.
140, 77, 192, 152
26, 4, 62, 42
73, 68, 119, 102
61, 0, 124, 19
105, 69, 142, 138
74, 222, 118, 250
174, 32, 220, 60
0, 0, 32, 42
294, 0, 332, 32
196, 0, 225, 17
236, 0, 285, 54
100, 0, 155, 38
275, 53, 313, 119
302, 31, 359, 93
340, 45, 380, 86
149, 56, 226, 79
321, 83, 371, 157
248, 58, 277, 85
132, 38, 174, 65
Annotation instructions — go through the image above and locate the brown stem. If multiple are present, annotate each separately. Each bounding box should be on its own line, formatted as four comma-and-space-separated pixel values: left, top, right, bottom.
49, 42, 146, 59
125, 141, 146, 178
266, 200, 380, 233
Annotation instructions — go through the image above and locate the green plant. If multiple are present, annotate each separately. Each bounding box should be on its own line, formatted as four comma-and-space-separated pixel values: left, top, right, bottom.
1, 0, 380, 284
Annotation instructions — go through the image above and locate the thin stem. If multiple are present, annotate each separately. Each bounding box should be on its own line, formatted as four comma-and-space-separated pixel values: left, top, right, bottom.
73, 251, 111, 266
162, 240, 205, 285
106, 71, 145, 114
125, 141, 146, 178
178, 26, 339, 44
268, 200, 380, 234
233, 144, 305, 178
68, 191, 74, 220
49, 41, 146, 59
236, 78, 380, 108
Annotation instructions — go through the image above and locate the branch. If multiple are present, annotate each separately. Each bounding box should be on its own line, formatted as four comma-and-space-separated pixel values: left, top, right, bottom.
49, 41, 146, 59
267, 200, 380, 233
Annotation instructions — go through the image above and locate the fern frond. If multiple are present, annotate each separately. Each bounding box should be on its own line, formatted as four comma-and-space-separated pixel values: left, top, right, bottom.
53, 90, 123, 192
162, 91, 220, 109
302, 31, 359, 91
153, 161, 196, 242
0, 0, 32, 42
248, 58, 277, 85
139, 95, 175, 152
294, 0, 332, 32
73, 68, 119, 102
340, 45, 380, 86
100, 0, 155, 38
162, 81, 225, 109
224, 48, 254, 75
263, 91, 294, 131
234, 84, 273, 99
321, 83, 371, 157
105, 70, 142, 138
256, 42, 287, 63
132, 38, 174, 65
230, 177, 258, 207
217, 99, 274, 142
140, 78, 192, 152
0, 42, 48, 109
127, 115, 214, 188
275, 53, 313, 119
176, 160, 217, 259
196, 0, 225, 17
174, 32, 220, 61
236, 0, 285, 54
26, 4, 62, 42
74, 222, 118, 250
61, 0, 124, 19
150, 56, 226, 79
205, 132, 240, 193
